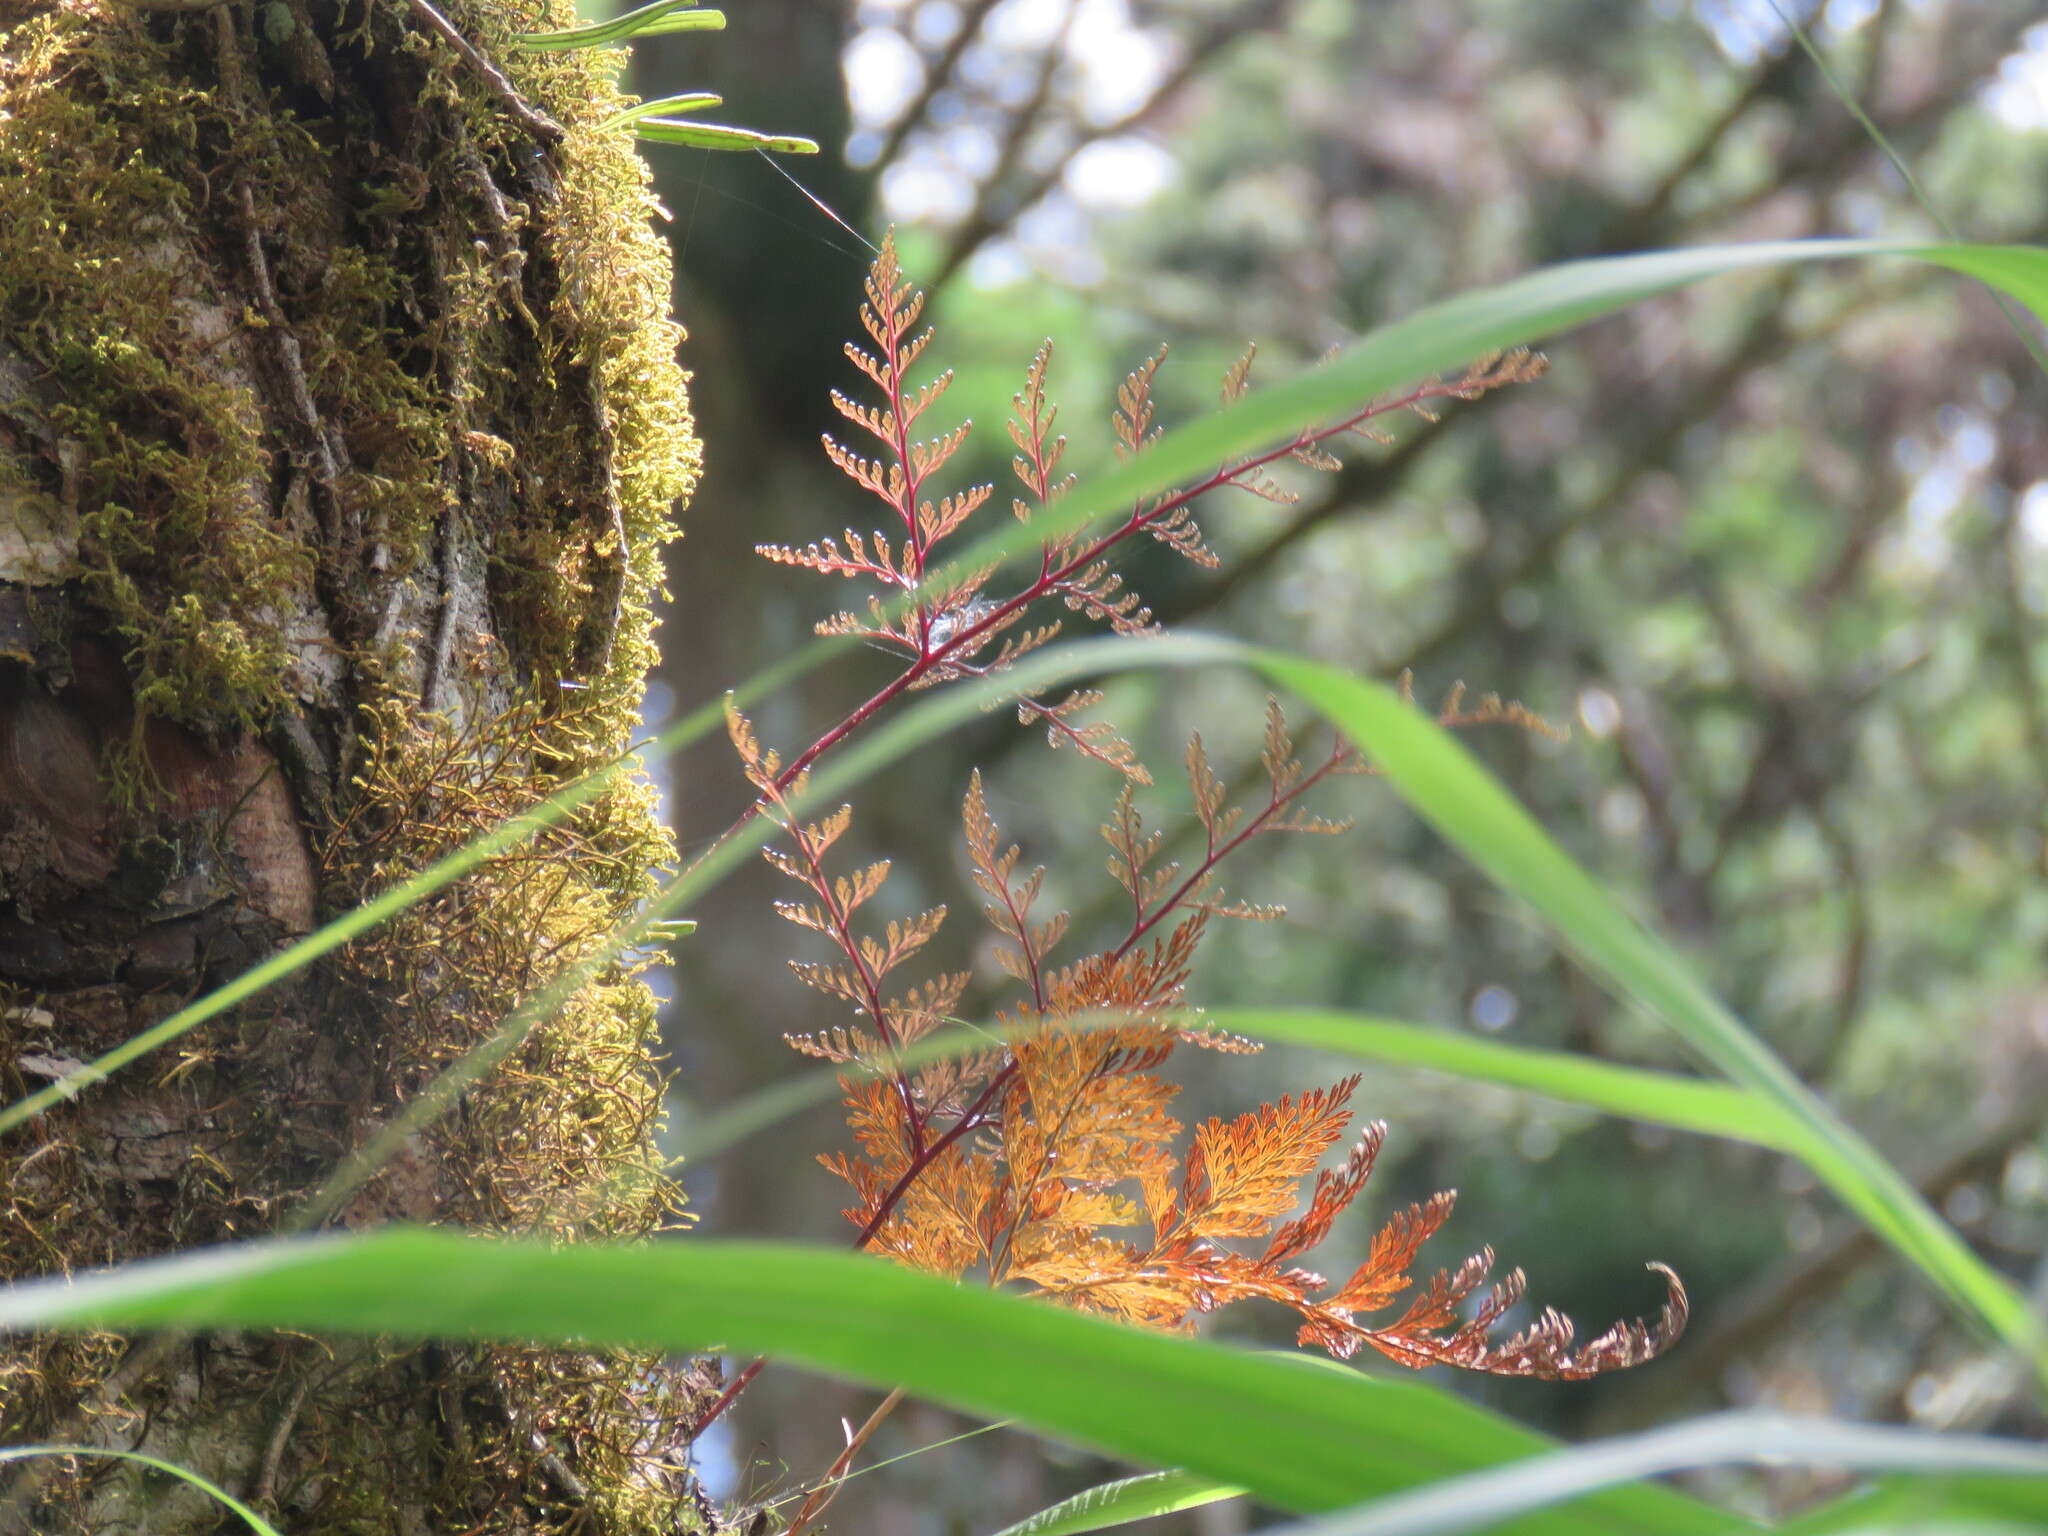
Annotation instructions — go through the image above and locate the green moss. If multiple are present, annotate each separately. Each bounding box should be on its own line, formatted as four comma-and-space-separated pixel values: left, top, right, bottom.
0, 0, 697, 745
1, 0, 705, 1526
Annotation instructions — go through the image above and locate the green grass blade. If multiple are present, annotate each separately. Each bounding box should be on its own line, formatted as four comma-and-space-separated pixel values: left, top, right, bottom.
0, 1229, 1744, 1536
513, 0, 723, 49
12, 242, 2037, 1132
0, 1446, 281, 1534
0, 640, 835, 1138
631, 118, 820, 153
986, 1470, 1244, 1536
601, 93, 721, 131
1778, 1473, 2048, 1535
1202, 1009, 1798, 1150
1239, 648, 2042, 1366
1257, 1413, 2048, 1536
914, 243, 2048, 614
674, 1007, 1795, 1168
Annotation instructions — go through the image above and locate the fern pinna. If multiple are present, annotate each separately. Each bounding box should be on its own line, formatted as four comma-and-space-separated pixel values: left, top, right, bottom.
729, 234, 1684, 1390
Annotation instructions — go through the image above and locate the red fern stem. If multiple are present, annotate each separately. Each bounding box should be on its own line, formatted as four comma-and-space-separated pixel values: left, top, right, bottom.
1113, 748, 1353, 960
762, 378, 1453, 799
788, 819, 927, 1155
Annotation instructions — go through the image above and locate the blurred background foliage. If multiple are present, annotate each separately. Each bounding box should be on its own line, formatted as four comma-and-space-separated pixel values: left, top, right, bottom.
620, 2, 2048, 1530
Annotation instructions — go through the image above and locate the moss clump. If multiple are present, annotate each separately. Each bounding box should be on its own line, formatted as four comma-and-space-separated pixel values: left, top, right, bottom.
0, 0, 696, 741
1, 0, 706, 1527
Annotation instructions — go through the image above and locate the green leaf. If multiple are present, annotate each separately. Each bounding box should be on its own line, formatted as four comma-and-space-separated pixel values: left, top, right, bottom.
0, 1229, 1739, 1536
14, 240, 2036, 1132
631, 117, 820, 154
513, 0, 724, 50
1780, 1473, 2048, 1535
0, 1446, 282, 1535
1235, 645, 2043, 1370
987, 1470, 1244, 1536
915, 242, 2048, 617
601, 93, 722, 131
1255, 1413, 2048, 1536
673, 1007, 1794, 1168
1200, 1008, 1798, 1150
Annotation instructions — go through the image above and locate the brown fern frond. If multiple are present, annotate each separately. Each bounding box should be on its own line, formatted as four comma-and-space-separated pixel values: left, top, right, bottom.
1113, 346, 1168, 459
1450, 347, 1549, 399
1259, 696, 1308, 797
771, 899, 831, 933
1101, 785, 1176, 909
1184, 735, 1240, 847
1178, 1076, 1361, 1239
1264, 1119, 1386, 1265
1220, 344, 1256, 405
724, 700, 777, 783
736, 251, 1677, 1419
788, 961, 871, 1009
756, 530, 905, 584
991, 622, 1063, 669
858, 907, 947, 980
1020, 691, 1152, 784
1010, 340, 1073, 517
1147, 506, 1221, 567
1199, 899, 1288, 921
785, 1025, 886, 1065
1179, 1023, 1263, 1055
842, 339, 890, 392
858, 233, 922, 347
1224, 473, 1300, 506
796, 749, 1683, 1388
1435, 679, 1568, 740
1057, 562, 1156, 635
1289, 442, 1344, 472
920, 483, 995, 547
833, 859, 892, 917
901, 371, 956, 436
828, 387, 896, 448
883, 972, 971, 1048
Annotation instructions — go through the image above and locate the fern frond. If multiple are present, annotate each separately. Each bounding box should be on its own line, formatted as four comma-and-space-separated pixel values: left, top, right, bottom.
1009, 340, 1072, 515
883, 972, 971, 1047
785, 1025, 886, 1064
1021, 690, 1151, 784
1056, 562, 1156, 635
1220, 343, 1256, 404
748, 246, 1679, 1404
1112, 346, 1168, 460
1436, 679, 1567, 740
756, 529, 905, 584
723, 700, 778, 783
1147, 505, 1221, 567
1178, 1077, 1360, 1239
828, 387, 896, 447
919, 483, 995, 547
1289, 441, 1344, 472
788, 960, 871, 1009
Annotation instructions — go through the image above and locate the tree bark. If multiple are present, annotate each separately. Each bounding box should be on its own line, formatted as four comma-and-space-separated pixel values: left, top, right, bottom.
0, 0, 700, 1529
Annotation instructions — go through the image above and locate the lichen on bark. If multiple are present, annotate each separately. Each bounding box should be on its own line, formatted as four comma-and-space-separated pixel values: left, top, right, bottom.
0, 0, 704, 1527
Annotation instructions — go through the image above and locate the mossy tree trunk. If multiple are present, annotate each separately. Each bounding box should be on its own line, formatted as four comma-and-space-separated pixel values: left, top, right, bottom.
0, 0, 700, 1529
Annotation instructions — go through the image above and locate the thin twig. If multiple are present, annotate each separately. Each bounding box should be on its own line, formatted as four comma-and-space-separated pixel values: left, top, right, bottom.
782, 1387, 906, 1536
234, 181, 350, 545
406, 0, 565, 145
250, 1373, 311, 1508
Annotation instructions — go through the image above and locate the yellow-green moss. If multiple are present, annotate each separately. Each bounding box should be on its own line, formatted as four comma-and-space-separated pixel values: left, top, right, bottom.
0, 0, 697, 744
2, 0, 706, 1527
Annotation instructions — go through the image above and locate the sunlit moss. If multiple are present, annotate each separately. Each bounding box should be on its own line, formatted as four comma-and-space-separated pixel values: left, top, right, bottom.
0, 0, 704, 1526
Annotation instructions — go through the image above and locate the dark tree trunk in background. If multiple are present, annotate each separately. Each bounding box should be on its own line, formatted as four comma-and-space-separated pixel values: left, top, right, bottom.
0, 0, 700, 1529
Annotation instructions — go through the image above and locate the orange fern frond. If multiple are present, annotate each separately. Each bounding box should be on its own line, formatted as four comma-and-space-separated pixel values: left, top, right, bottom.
723, 248, 1678, 1424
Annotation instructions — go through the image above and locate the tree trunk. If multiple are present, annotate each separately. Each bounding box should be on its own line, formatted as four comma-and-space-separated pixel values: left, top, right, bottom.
0, 0, 700, 1528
